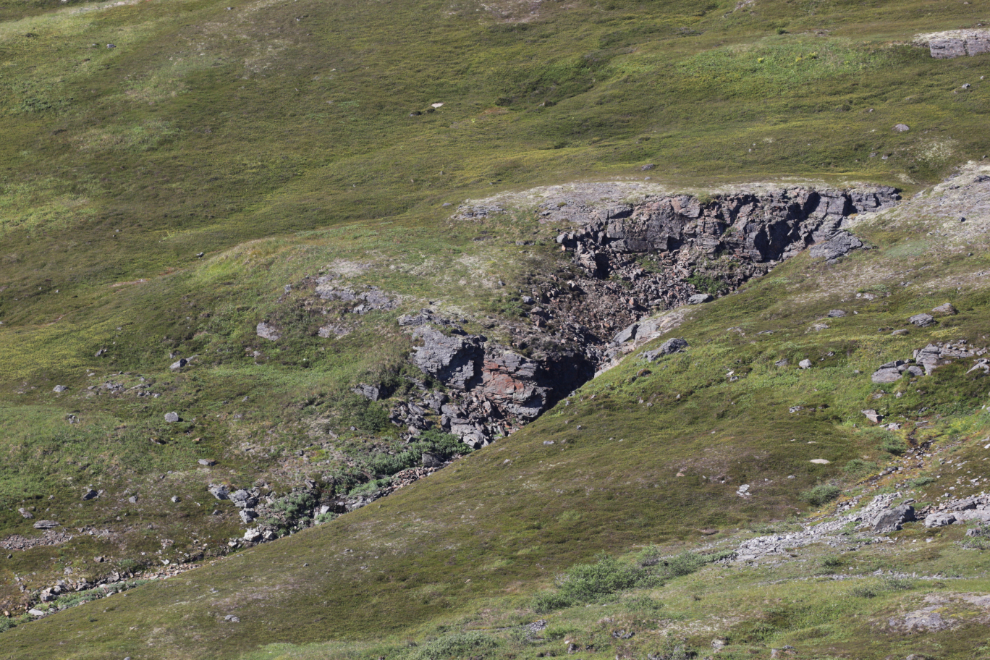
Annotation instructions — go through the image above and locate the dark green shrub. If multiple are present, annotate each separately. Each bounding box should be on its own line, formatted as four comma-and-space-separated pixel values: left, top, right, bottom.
413, 632, 499, 660
881, 437, 907, 456
801, 484, 841, 507
843, 459, 877, 477
556, 553, 640, 603
532, 591, 573, 613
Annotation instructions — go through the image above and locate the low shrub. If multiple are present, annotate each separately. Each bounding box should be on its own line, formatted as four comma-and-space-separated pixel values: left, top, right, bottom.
801, 484, 841, 507
413, 632, 499, 660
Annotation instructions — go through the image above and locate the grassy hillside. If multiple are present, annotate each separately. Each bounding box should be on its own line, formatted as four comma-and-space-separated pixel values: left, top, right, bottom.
3, 0, 990, 656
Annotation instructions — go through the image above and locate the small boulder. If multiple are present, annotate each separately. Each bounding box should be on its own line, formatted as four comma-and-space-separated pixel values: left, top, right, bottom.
827, 309, 846, 318
641, 338, 688, 362
33, 520, 59, 530
925, 512, 957, 528
422, 452, 443, 468
799, 359, 812, 369
909, 313, 935, 327
931, 302, 957, 316
893, 124, 910, 133
612, 322, 639, 345
53, 385, 68, 393
164, 412, 180, 423
256, 322, 281, 341
18, 508, 33, 519
198, 459, 216, 467
82, 489, 99, 501
688, 293, 713, 305
239, 509, 258, 524
521, 295, 534, 304
809, 459, 830, 465
809, 232, 863, 261
862, 409, 883, 424
170, 358, 188, 371
244, 528, 263, 542
871, 368, 902, 384
208, 484, 230, 500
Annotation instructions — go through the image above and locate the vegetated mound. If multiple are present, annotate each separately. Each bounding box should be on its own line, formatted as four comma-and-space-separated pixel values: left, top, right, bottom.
4, 162, 990, 658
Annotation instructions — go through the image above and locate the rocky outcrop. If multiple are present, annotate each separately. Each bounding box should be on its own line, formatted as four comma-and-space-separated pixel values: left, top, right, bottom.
870, 340, 988, 384
915, 30, 990, 59
405, 313, 593, 446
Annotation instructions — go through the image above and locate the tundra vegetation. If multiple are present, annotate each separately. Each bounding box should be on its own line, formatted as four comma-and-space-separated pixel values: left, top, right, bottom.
2, 0, 990, 658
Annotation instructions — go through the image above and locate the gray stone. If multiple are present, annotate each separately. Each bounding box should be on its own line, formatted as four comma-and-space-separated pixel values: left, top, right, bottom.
128, 495, 139, 504
244, 528, 263, 542
422, 452, 443, 468
808, 231, 863, 261
28, 609, 46, 617
18, 507, 33, 519
827, 309, 846, 318
256, 322, 281, 341
862, 409, 883, 424
799, 359, 812, 369
909, 313, 935, 327
931, 302, 957, 315
33, 520, 59, 530
224, 615, 240, 623
198, 458, 216, 466
164, 412, 180, 423
170, 358, 188, 371
893, 124, 910, 133
208, 484, 230, 500
612, 323, 638, 345
924, 512, 957, 528
873, 504, 915, 533
641, 338, 688, 362
239, 509, 258, 524
871, 368, 903, 384
352, 383, 384, 401
906, 365, 924, 377
688, 293, 713, 305
521, 295, 534, 304
53, 385, 68, 393
171, 496, 181, 503
411, 326, 484, 391
775, 358, 788, 367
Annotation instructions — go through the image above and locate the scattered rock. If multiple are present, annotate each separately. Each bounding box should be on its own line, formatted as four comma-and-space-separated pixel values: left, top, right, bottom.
775, 358, 788, 367
17, 508, 33, 519
223, 615, 240, 623
799, 359, 812, 369
688, 293, 713, 305
871, 367, 902, 384
33, 520, 59, 530
170, 358, 188, 371
164, 412, 180, 423
909, 313, 935, 327
893, 124, 910, 133
422, 452, 444, 468
198, 459, 216, 467
861, 409, 884, 424
53, 385, 68, 393
82, 489, 99, 501
827, 309, 846, 318
925, 512, 957, 528
932, 302, 957, 315
809, 459, 830, 465
641, 338, 688, 362
256, 322, 281, 341
208, 484, 229, 500
244, 528, 263, 542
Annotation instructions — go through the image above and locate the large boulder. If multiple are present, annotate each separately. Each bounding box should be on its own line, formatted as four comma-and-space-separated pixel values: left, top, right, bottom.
873, 504, 915, 533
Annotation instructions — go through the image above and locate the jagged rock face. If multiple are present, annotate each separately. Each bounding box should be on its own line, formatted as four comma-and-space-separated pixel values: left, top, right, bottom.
556, 187, 898, 275
915, 30, 990, 59
407, 321, 593, 445
411, 326, 485, 391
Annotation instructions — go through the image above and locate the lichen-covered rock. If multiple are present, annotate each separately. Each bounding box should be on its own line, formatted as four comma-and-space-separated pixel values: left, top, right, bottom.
808, 231, 863, 261
641, 338, 688, 362
872, 504, 915, 533
411, 326, 484, 391
256, 322, 281, 341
